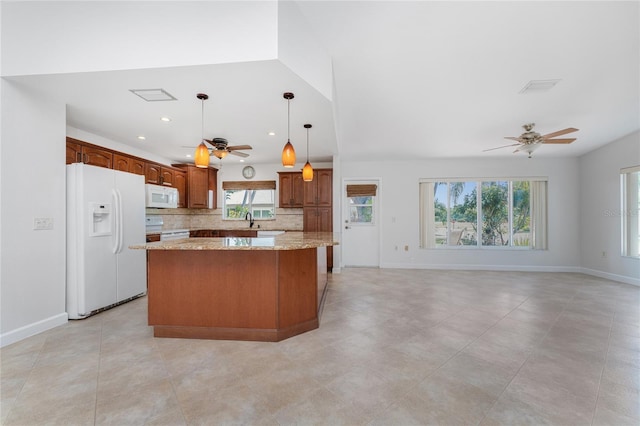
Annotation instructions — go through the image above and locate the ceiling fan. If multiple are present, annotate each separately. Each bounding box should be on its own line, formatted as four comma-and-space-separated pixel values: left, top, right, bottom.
202, 137, 252, 159
484, 123, 578, 158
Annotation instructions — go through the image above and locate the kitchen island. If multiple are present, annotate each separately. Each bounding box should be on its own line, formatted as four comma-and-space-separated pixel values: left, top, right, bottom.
131, 232, 338, 342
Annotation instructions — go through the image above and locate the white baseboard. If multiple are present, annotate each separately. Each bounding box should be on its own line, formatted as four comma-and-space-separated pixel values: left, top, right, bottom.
379, 262, 582, 273
580, 268, 640, 287
0, 313, 68, 348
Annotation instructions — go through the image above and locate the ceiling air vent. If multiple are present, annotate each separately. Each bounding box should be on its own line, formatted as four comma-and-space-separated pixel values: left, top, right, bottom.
519, 79, 561, 94
129, 89, 177, 102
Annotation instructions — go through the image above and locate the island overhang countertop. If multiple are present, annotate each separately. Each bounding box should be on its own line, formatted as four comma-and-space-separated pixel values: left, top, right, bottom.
130, 231, 338, 251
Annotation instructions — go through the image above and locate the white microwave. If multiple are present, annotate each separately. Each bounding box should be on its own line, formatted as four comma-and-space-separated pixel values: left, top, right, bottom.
145, 184, 178, 208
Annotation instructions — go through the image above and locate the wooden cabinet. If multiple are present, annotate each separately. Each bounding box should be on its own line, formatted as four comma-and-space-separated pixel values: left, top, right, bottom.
146, 233, 161, 243
114, 153, 145, 176
66, 138, 112, 168
302, 169, 333, 270
145, 163, 180, 187
303, 207, 332, 233
173, 171, 187, 208
278, 172, 304, 208
303, 169, 332, 207
190, 229, 257, 238
173, 164, 216, 209
66, 140, 82, 164
208, 168, 218, 210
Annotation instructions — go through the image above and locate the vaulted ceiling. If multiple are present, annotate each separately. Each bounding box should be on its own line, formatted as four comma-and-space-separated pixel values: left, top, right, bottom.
4, 1, 638, 165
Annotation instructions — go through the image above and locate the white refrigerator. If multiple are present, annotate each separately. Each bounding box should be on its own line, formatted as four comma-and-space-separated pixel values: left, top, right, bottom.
67, 163, 147, 319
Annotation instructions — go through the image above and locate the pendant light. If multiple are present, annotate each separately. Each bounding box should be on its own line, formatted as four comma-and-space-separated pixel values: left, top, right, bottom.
194, 93, 210, 168
281, 92, 296, 168
302, 124, 314, 181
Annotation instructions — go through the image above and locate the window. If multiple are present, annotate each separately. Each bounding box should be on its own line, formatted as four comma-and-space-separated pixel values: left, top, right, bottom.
346, 184, 377, 225
621, 166, 640, 258
419, 178, 547, 249
222, 180, 276, 220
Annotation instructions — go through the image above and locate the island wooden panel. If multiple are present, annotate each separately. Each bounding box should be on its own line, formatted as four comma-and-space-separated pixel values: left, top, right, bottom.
147, 248, 320, 341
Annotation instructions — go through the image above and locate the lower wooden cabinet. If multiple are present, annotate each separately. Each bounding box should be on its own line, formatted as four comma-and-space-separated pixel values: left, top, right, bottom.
303, 207, 333, 269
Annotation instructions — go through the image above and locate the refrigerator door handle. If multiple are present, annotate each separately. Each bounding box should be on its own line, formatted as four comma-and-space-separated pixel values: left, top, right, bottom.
112, 189, 124, 254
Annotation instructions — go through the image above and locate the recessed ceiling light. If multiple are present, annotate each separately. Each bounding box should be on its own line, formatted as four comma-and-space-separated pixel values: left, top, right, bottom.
186, 154, 192, 158
239, 159, 245, 163
129, 89, 177, 102
137, 136, 146, 140
519, 79, 561, 94
268, 132, 276, 136
160, 117, 171, 122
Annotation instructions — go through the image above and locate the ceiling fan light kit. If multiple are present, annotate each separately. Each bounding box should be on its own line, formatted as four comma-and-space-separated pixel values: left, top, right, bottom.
302, 123, 314, 182
192, 93, 252, 167
282, 92, 296, 168
484, 123, 579, 158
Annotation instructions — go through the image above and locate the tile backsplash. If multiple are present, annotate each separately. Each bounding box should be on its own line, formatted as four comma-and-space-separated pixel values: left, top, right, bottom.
145, 208, 303, 232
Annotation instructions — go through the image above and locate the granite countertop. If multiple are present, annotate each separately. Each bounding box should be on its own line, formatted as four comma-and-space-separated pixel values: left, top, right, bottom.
130, 232, 339, 251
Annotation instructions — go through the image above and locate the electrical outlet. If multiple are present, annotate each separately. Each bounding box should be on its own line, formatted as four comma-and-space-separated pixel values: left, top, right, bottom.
34, 217, 53, 230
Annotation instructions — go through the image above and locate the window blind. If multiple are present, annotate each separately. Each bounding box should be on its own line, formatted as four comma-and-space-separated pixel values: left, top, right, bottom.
346, 184, 377, 197
222, 180, 276, 190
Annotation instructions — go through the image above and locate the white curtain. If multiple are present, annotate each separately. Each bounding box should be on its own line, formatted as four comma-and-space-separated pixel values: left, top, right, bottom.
530, 180, 548, 250
419, 182, 436, 248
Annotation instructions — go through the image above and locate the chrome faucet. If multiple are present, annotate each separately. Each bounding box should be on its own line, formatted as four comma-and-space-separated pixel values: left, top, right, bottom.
245, 212, 254, 228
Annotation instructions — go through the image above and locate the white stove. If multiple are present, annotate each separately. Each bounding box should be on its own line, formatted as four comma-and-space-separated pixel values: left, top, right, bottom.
146, 216, 190, 241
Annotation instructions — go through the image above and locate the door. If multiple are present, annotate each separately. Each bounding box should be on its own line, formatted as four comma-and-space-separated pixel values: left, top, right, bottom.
342, 179, 380, 267
114, 170, 147, 302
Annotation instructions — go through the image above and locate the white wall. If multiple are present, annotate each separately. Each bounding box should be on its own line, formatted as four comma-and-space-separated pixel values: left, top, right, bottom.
1, 1, 278, 76
0, 80, 68, 346
338, 157, 581, 272
278, 1, 333, 100
579, 130, 640, 285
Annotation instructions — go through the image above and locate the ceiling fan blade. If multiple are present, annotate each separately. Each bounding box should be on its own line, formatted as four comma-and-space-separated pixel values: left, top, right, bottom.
541, 128, 578, 139
504, 137, 522, 142
227, 145, 252, 151
483, 143, 520, 152
542, 138, 575, 143
229, 150, 249, 158
542, 138, 576, 144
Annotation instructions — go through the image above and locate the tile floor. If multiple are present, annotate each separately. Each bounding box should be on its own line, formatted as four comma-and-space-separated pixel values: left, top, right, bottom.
1, 269, 639, 425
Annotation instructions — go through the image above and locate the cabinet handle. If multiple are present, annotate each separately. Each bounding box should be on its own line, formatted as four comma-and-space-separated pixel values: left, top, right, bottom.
76, 152, 81, 162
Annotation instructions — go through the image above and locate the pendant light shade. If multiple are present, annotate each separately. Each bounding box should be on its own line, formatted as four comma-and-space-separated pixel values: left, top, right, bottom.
194, 142, 210, 168
194, 93, 210, 168
281, 92, 296, 168
282, 141, 296, 168
302, 123, 314, 181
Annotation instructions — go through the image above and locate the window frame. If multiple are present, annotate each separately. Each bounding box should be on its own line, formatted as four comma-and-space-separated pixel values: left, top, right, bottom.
621, 166, 640, 258
221, 180, 277, 221
419, 177, 547, 250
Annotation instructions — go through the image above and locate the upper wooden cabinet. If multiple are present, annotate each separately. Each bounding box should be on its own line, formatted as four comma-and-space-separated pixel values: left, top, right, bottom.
114, 153, 145, 176
303, 169, 332, 207
173, 164, 216, 209
66, 138, 113, 168
278, 172, 304, 208
208, 168, 218, 210
173, 171, 187, 208
145, 163, 180, 187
